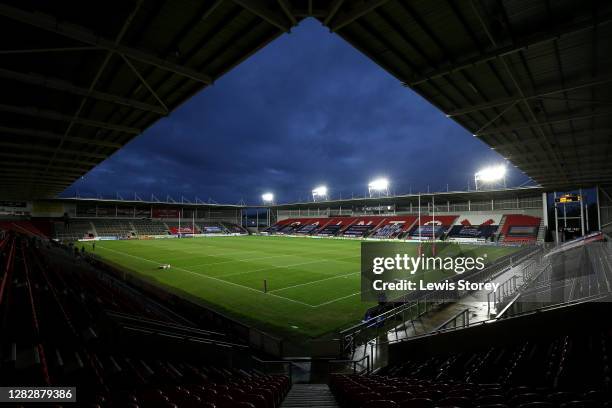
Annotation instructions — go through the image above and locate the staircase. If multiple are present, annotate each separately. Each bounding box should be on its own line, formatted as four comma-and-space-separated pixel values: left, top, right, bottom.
89, 220, 98, 237
536, 219, 546, 243
496, 215, 507, 242
281, 384, 339, 408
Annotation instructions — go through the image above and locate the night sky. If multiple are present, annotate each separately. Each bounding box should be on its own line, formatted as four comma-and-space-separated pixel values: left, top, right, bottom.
62, 19, 530, 205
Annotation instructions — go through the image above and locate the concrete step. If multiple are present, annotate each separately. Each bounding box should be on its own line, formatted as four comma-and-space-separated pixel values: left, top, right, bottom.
281, 384, 339, 408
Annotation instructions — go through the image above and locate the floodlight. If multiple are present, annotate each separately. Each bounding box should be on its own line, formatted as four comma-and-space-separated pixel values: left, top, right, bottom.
261, 193, 274, 203
474, 165, 507, 190
312, 186, 328, 201
368, 178, 389, 191
368, 178, 390, 197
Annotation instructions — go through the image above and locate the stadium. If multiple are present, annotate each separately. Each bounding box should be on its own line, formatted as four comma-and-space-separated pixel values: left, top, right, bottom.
1, 0, 612, 407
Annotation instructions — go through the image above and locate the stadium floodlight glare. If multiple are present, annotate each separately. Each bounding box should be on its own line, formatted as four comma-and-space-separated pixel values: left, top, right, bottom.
261, 193, 274, 203
474, 165, 507, 190
312, 185, 328, 201
368, 178, 390, 197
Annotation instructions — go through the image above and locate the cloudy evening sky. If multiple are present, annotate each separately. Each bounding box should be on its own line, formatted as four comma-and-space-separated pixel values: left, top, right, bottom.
62, 19, 529, 204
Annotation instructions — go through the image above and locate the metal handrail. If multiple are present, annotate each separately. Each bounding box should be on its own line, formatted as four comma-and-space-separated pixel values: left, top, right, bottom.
339, 246, 542, 353
329, 354, 371, 374
435, 307, 470, 331
251, 356, 294, 383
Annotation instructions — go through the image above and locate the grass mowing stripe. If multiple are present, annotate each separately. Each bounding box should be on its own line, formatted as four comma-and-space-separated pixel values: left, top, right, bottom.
85, 236, 521, 340
97, 244, 317, 308
314, 291, 362, 307
215, 255, 358, 281
268, 271, 360, 293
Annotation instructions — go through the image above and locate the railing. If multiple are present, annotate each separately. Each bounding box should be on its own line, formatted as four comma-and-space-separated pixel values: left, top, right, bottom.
329, 354, 371, 375
251, 356, 294, 383
488, 275, 520, 315
436, 308, 470, 331
339, 245, 542, 354
488, 251, 550, 315
252, 354, 371, 383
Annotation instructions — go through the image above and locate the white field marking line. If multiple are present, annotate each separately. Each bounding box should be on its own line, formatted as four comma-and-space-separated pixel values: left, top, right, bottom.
313, 291, 362, 308
269, 272, 360, 293
155, 249, 262, 262
97, 245, 316, 308
166, 240, 357, 266
187, 253, 295, 268
216, 255, 358, 279
188, 248, 359, 269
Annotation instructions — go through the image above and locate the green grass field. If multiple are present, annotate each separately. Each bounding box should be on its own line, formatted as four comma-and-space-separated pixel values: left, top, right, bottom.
83, 236, 517, 340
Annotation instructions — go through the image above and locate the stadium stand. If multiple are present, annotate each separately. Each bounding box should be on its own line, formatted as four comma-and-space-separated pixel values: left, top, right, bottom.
267, 216, 418, 238
265, 214, 548, 245
93, 219, 135, 238
331, 299, 612, 408
405, 216, 458, 240
278, 219, 312, 234
369, 216, 418, 239
0, 233, 290, 406
130, 219, 170, 236
317, 218, 354, 237
0, 220, 49, 238
168, 225, 200, 235
341, 217, 388, 238
295, 219, 324, 235
447, 214, 503, 242
54, 220, 95, 241
199, 222, 227, 234
500, 215, 542, 244
221, 222, 248, 234
51, 218, 246, 239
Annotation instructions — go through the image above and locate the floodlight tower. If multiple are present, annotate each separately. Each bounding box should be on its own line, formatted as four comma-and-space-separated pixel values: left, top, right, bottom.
312, 185, 328, 202
260, 193, 274, 229
474, 165, 507, 190
368, 178, 390, 198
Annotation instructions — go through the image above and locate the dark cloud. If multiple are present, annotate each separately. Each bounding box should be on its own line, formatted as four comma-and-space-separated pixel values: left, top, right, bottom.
63, 19, 529, 204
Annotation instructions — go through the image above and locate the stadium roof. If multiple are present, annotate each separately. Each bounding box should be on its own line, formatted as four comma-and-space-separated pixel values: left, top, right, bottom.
1, 0, 610, 200
272, 186, 546, 209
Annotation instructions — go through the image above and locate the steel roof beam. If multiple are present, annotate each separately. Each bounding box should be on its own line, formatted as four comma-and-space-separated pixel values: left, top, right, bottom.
0, 104, 141, 134
328, 0, 391, 32
491, 129, 612, 150
0, 125, 122, 148
232, 0, 293, 32
0, 170, 80, 182
0, 185, 64, 191
447, 74, 612, 116
477, 108, 612, 136
513, 162, 611, 172
0, 152, 98, 166
324, 0, 345, 26
121, 55, 168, 113
0, 3, 213, 84
406, 12, 612, 86
277, 0, 297, 25
0, 161, 90, 174
0, 68, 166, 115
510, 152, 612, 163
3, 172, 78, 184
0, 141, 108, 159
